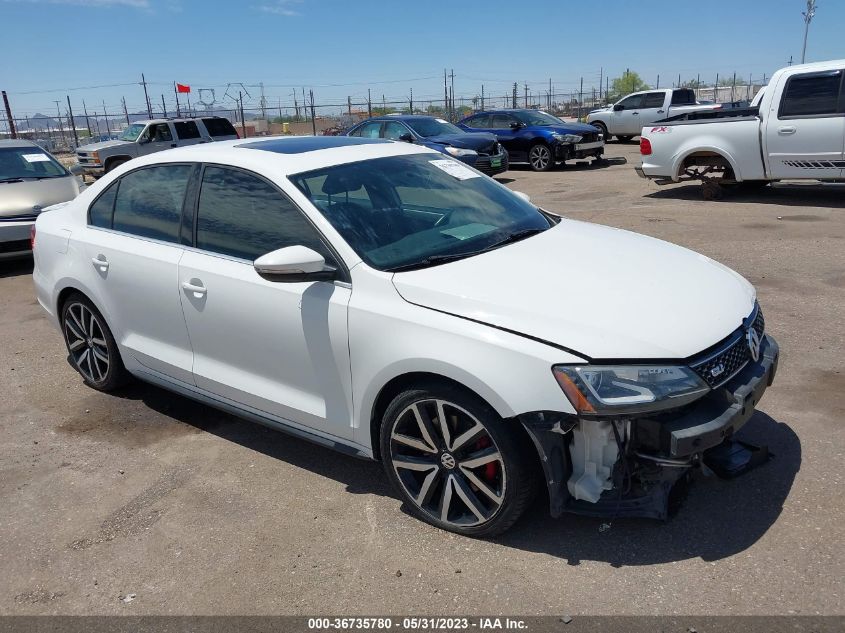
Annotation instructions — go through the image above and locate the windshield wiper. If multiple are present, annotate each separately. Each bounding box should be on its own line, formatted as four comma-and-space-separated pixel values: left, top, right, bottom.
387, 228, 548, 273
0, 178, 26, 184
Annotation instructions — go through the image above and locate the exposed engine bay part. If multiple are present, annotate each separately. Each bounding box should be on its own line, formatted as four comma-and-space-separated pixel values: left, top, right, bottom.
567, 420, 621, 503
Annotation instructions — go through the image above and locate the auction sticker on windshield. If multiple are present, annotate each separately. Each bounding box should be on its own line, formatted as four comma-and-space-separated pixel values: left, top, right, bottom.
22, 153, 52, 162
429, 159, 480, 180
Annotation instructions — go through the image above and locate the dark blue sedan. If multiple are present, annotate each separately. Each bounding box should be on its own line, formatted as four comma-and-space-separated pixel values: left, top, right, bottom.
458, 109, 604, 172
346, 115, 508, 176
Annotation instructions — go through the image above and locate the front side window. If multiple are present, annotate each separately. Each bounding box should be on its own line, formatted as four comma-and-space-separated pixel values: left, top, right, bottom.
617, 94, 644, 110
290, 154, 551, 271
148, 124, 173, 143
196, 166, 332, 263
350, 121, 382, 138
174, 121, 201, 139
0, 147, 68, 182
779, 71, 842, 118
112, 165, 191, 242
491, 114, 516, 128
464, 115, 489, 128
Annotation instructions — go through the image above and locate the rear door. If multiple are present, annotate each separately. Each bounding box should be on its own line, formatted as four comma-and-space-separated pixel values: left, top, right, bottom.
178, 165, 353, 438
83, 164, 195, 383
173, 120, 204, 147
764, 68, 845, 180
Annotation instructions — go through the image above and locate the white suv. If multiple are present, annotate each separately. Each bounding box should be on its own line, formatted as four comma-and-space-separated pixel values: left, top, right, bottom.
33, 136, 779, 536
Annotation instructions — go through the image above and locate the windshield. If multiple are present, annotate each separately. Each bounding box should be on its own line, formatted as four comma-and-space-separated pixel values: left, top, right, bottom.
120, 123, 146, 142
513, 110, 563, 126
290, 154, 551, 271
406, 118, 464, 137
0, 147, 68, 181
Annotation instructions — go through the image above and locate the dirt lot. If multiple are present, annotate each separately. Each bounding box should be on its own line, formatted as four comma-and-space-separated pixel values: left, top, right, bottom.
1, 142, 843, 616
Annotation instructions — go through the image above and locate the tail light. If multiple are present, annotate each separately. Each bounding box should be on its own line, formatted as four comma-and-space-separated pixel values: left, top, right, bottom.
640, 138, 652, 155
30, 224, 36, 250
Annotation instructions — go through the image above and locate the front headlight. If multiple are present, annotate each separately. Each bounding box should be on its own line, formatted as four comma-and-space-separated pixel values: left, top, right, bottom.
552, 134, 582, 144
91, 151, 100, 164
444, 146, 477, 157
553, 365, 710, 416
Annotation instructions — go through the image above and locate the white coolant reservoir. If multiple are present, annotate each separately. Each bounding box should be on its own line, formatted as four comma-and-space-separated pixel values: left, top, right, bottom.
567, 420, 619, 503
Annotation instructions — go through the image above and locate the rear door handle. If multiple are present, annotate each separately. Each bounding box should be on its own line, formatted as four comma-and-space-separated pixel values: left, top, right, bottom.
656, 109, 665, 113
778, 126, 797, 135
181, 280, 207, 296
170, 143, 178, 148
91, 255, 109, 270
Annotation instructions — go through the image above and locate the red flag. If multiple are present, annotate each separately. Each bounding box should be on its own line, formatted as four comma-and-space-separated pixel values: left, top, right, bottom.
176, 83, 191, 94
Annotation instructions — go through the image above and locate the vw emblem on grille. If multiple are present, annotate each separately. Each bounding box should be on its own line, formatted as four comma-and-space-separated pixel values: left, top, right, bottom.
710, 363, 725, 379
440, 453, 456, 469
746, 328, 762, 362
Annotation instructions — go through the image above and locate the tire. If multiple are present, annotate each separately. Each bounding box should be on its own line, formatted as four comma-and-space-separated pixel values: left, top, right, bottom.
617, 135, 633, 143
104, 158, 128, 174
591, 121, 609, 142
380, 382, 536, 537
527, 142, 554, 172
61, 293, 130, 391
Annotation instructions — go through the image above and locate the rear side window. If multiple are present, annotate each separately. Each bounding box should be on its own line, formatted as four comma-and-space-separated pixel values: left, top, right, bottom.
383, 121, 410, 140
112, 165, 191, 242
779, 71, 843, 117
174, 121, 201, 139
88, 181, 118, 228
202, 118, 237, 137
465, 115, 489, 128
195, 166, 333, 263
643, 92, 665, 108
671, 89, 696, 105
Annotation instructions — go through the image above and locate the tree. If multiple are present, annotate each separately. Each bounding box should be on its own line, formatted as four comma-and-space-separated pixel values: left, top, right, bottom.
607, 71, 649, 102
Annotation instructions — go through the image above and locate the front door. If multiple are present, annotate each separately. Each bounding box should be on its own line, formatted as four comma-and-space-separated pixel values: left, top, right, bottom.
488, 113, 523, 159
178, 165, 353, 439
83, 164, 195, 383
765, 68, 845, 180
611, 94, 645, 136
138, 123, 177, 156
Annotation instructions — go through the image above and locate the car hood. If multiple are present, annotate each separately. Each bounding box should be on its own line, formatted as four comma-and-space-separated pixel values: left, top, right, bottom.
391, 220, 756, 360
587, 106, 612, 116
425, 133, 498, 151
534, 122, 601, 135
77, 139, 131, 152
0, 176, 80, 218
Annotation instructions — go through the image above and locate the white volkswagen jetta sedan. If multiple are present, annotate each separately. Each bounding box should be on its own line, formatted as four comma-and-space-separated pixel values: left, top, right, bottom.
32, 136, 779, 536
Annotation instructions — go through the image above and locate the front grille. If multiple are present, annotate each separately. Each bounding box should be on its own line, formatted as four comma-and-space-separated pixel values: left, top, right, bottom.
690, 305, 765, 388
477, 142, 500, 157
580, 131, 599, 143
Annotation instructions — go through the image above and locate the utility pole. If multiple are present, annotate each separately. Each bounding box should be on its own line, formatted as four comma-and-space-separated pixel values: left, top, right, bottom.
801, 0, 816, 63
66, 95, 79, 147
444, 69, 449, 115
347, 96, 352, 116
450, 69, 455, 120
293, 91, 299, 120
82, 100, 92, 137
579, 77, 583, 120
161, 94, 167, 118
481, 84, 485, 111
524, 82, 528, 108
310, 89, 316, 136
598, 68, 602, 102
141, 73, 152, 118
731, 72, 737, 102
656, 74, 660, 89
367, 88, 372, 118
715, 73, 720, 103
512, 83, 517, 109
122, 97, 130, 127
103, 100, 111, 136
53, 100, 66, 146
238, 91, 246, 137
2, 91, 17, 139
409, 87, 413, 114
174, 83, 181, 118
259, 82, 266, 119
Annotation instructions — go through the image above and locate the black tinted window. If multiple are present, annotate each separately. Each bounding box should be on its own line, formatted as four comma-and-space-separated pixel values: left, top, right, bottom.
112, 165, 191, 242
174, 121, 201, 139
780, 71, 842, 117
671, 89, 696, 105
643, 92, 665, 108
88, 181, 118, 228
202, 118, 238, 137
148, 123, 173, 142
196, 166, 331, 262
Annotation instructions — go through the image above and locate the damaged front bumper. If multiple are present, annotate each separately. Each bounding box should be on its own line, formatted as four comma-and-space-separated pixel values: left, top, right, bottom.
520, 334, 779, 520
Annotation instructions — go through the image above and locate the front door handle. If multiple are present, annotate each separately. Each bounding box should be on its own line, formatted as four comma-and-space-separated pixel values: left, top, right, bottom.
181, 280, 207, 296
170, 143, 178, 148
632, 111, 639, 115
657, 109, 665, 113
778, 126, 797, 135
91, 255, 109, 270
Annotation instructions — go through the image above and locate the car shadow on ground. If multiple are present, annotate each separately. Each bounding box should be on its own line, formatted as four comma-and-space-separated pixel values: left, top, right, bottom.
505, 157, 626, 174
0, 257, 34, 279
645, 183, 845, 209
494, 411, 799, 566
113, 382, 798, 566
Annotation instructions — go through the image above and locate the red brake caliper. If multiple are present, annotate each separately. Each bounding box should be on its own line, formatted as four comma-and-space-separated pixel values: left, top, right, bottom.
474, 436, 497, 482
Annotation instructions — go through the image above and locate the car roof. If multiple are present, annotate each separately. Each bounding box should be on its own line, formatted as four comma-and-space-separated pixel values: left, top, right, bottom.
132, 116, 225, 125
0, 139, 42, 149
115, 134, 440, 176
359, 115, 449, 123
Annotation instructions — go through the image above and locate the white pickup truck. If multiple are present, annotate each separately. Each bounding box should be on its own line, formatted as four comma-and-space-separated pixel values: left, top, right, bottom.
587, 88, 717, 141
637, 60, 845, 197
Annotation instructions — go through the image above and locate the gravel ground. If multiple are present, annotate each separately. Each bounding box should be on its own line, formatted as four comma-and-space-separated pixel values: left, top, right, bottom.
0, 142, 843, 616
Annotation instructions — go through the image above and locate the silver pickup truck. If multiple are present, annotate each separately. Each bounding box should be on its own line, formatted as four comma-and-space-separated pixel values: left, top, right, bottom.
73, 116, 238, 176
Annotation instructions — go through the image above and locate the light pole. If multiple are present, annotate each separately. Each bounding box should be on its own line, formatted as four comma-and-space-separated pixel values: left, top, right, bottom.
801, 0, 816, 64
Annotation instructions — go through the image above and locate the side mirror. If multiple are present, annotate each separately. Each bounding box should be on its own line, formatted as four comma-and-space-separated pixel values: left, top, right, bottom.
613, 104, 624, 112
513, 191, 531, 203
398, 133, 414, 143
254, 245, 337, 283
509, 121, 522, 129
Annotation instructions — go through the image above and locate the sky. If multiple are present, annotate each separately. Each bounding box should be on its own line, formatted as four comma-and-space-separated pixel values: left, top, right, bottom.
1, 0, 844, 119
